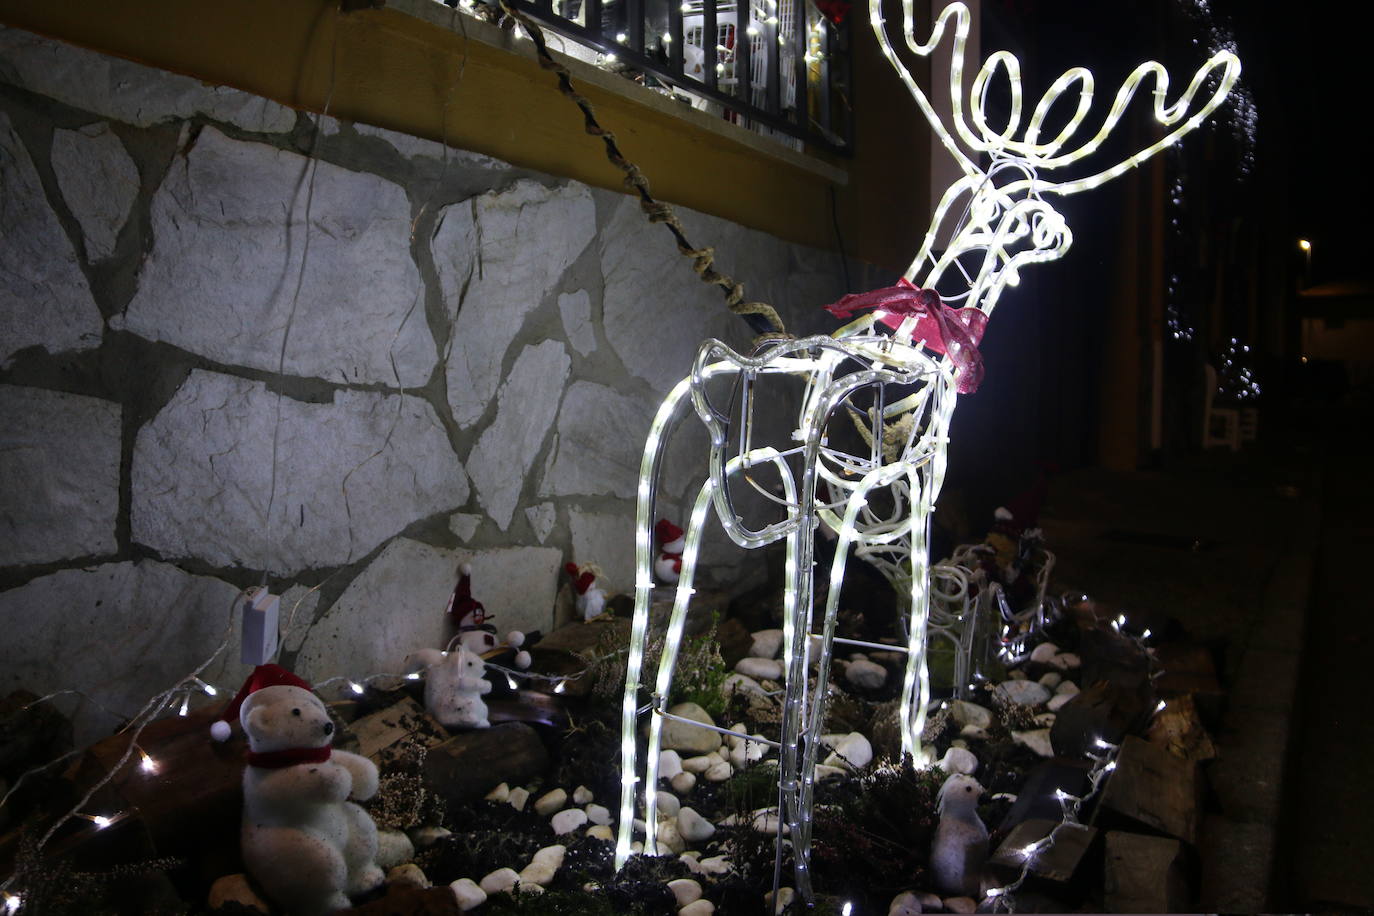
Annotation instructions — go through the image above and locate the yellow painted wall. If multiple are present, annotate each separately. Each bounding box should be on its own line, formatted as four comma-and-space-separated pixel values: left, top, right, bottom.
0, 0, 929, 274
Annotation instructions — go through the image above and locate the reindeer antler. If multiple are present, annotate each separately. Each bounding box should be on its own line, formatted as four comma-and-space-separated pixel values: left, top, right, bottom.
871, 0, 1241, 195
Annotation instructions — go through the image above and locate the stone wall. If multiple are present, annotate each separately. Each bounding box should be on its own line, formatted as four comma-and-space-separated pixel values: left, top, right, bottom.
0, 26, 850, 745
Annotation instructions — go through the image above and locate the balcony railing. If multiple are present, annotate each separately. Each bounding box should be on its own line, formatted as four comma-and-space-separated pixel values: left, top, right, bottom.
445, 0, 853, 153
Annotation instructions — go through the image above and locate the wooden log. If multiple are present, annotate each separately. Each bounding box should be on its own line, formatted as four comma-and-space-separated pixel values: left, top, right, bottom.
421, 723, 549, 807
1103, 831, 1190, 913
1093, 735, 1199, 845
1153, 643, 1223, 721
988, 817, 1098, 886
527, 618, 632, 699
348, 697, 450, 768
1145, 693, 1216, 762
996, 758, 1093, 834
1049, 680, 1150, 758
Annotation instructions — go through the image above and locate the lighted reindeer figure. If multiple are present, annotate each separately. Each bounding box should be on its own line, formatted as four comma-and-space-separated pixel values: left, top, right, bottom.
615, 0, 1239, 902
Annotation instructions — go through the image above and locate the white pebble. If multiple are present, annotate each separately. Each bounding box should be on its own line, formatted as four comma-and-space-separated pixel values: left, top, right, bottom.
586, 824, 614, 841
551, 808, 589, 834
1029, 642, 1060, 663
671, 771, 697, 794
767, 887, 795, 913
485, 782, 510, 802
450, 878, 487, 911
918, 892, 943, 910
668, 878, 703, 906
1050, 652, 1081, 670
1047, 693, 1074, 712
507, 787, 530, 811
680, 852, 703, 874
518, 862, 556, 887
534, 788, 568, 817
726, 723, 748, 750
677, 807, 716, 843
814, 764, 848, 780
375, 829, 415, 869
656, 819, 686, 854
947, 700, 993, 729
681, 754, 715, 774
657, 791, 681, 818
1011, 728, 1054, 757
680, 900, 715, 916
697, 855, 733, 875
531, 844, 566, 869
586, 803, 612, 825
516, 882, 544, 896
408, 826, 451, 849
888, 889, 923, 915
1038, 671, 1062, 689
478, 868, 520, 895
659, 749, 684, 780
823, 732, 873, 770
959, 724, 990, 741
1056, 679, 1081, 696
939, 746, 978, 776
721, 673, 768, 698
704, 760, 733, 782
573, 784, 594, 805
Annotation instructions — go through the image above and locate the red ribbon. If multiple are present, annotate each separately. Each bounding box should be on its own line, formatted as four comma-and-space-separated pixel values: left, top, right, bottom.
247, 745, 333, 769
824, 278, 988, 394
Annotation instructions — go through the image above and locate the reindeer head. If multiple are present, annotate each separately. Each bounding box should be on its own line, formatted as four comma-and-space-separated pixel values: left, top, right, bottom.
869, 0, 1241, 317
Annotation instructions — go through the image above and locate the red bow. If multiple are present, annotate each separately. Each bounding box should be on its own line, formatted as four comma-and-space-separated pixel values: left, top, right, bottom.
824, 278, 988, 394
247, 745, 333, 769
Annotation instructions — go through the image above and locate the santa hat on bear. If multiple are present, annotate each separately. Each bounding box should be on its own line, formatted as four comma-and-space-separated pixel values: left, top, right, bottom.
211, 663, 313, 741
655, 519, 685, 548
564, 562, 596, 595
445, 564, 487, 627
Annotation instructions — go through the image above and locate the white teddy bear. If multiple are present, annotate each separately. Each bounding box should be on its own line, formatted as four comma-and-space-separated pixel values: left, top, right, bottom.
407, 646, 492, 729
214, 665, 385, 915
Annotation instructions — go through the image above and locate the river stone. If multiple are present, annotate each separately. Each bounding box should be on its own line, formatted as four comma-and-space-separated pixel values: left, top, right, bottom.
478, 868, 519, 895
1, 386, 120, 566
450, 878, 487, 911
585, 803, 611, 825
1012, 729, 1054, 757
118, 127, 431, 386
438, 180, 595, 428
661, 702, 719, 753
887, 890, 922, 915
995, 680, 1052, 707
947, 700, 994, 729
668, 878, 703, 906
0, 112, 102, 369
677, 807, 716, 843
722, 673, 769, 699
132, 371, 467, 574
1051, 652, 1082, 670
538, 381, 653, 500
1029, 642, 1060, 663
1038, 672, 1062, 689
940, 746, 978, 776
376, 829, 415, 868
50, 123, 138, 261
659, 749, 684, 779
467, 340, 570, 529
656, 790, 680, 818
704, 760, 733, 782
671, 772, 697, 794
0, 28, 297, 132
1056, 680, 1081, 697
680, 900, 715, 916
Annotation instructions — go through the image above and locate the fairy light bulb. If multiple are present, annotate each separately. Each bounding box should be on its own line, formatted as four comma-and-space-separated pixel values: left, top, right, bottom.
405, 671, 421, 681
349, 681, 365, 696
139, 749, 158, 774
3, 892, 20, 914
178, 693, 190, 717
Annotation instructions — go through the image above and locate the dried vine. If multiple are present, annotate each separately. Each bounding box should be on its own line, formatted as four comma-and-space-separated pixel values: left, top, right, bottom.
495, 0, 789, 340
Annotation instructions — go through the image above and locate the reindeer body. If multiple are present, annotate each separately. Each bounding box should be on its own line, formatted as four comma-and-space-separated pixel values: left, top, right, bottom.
615, 2, 1240, 904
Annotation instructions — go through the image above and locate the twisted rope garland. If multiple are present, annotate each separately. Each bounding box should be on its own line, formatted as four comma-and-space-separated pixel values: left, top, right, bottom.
495, 0, 789, 340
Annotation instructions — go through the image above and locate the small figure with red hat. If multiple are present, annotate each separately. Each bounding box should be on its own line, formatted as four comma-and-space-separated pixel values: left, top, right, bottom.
446, 563, 499, 654
564, 562, 607, 621
654, 518, 686, 585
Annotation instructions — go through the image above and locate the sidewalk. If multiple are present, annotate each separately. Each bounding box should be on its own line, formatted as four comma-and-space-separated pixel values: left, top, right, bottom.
1036, 439, 1320, 912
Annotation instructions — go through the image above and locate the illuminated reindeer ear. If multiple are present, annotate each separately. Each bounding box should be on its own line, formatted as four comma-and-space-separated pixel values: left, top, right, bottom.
870, 0, 1242, 194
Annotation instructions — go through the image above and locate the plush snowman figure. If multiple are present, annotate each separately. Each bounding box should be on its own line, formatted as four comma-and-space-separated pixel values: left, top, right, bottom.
445, 564, 499, 654
654, 519, 686, 584
212, 665, 384, 916
564, 562, 606, 621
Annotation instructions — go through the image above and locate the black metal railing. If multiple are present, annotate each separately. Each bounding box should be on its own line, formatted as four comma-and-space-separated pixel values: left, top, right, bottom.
462, 0, 853, 153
